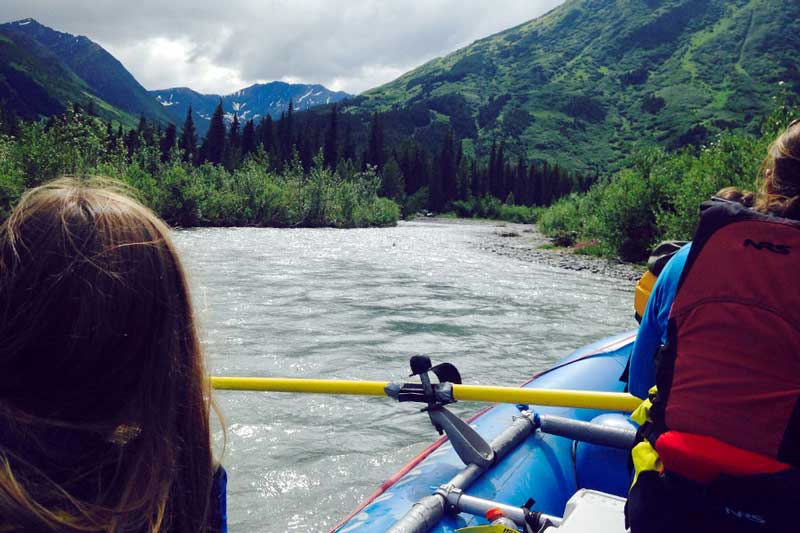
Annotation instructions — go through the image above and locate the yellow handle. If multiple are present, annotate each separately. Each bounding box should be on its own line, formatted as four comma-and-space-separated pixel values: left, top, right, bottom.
210, 377, 641, 412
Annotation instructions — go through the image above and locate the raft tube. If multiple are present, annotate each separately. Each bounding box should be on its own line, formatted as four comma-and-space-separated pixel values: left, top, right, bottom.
330, 330, 638, 533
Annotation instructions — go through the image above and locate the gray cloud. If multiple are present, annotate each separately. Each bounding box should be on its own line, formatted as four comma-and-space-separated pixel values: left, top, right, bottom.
2, 1, 566, 94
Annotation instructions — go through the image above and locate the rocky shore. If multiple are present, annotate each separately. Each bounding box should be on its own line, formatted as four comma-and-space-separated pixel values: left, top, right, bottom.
475, 221, 645, 282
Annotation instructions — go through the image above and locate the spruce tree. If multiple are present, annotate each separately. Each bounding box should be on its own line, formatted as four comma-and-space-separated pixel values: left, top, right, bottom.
488, 141, 498, 197
439, 129, 457, 202
380, 157, 405, 201
323, 105, 339, 169
137, 114, 154, 146
457, 154, 471, 200
105, 122, 116, 155
201, 101, 226, 165
160, 123, 177, 163
224, 114, 241, 170
258, 115, 274, 153
366, 113, 386, 171
341, 123, 356, 163
279, 101, 295, 163
124, 128, 141, 159
229, 114, 240, 149
179, 106, 198, 163
241, 119, 257, 158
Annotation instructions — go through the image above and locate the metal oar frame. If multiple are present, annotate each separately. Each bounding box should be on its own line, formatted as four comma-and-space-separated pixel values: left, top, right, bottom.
384, 356, 638, 533
386, 355, 496, 469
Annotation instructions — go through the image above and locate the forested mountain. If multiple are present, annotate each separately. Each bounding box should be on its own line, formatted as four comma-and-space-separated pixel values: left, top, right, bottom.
150, 82, 351, 137
339, 0, 800, 173
0, 19, 173, 124
0, 20, 138, 125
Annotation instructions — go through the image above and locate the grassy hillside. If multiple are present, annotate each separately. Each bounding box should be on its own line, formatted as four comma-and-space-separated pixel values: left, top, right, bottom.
0, 27, 137, 127
342, 0, 800, 173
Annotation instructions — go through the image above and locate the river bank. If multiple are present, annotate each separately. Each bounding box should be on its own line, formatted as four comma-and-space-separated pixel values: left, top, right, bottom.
462, 219, 645, 282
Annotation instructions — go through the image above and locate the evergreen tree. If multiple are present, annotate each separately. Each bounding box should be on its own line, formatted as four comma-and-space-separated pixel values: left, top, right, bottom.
160, 123, 177, 163
105, 122, 117, 156
428, 166, 445, 212
439, 129, 458, 202
366, 113, 386, 171
179, 106, 198, 163
228, 114, 240, 151
224, 114, 240, 169
494, 142, 506, 198
457, 154, 472, 200
341, 123, 356, 163
488, 141, 498, 197
258, 115, 274, 153
299, 124, 314, 171
323, 105, 339, 169
470, 159, 484, 198
124, 128, 141, 159
137, 114, 154, 146
241, 119, 257, 158
200, 101, 226, 165
380, 157, 405, 201
279, 101, 295, 163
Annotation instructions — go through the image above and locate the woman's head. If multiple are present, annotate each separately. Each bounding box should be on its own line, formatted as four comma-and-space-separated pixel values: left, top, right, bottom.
756, 119, 800, 219
0, 177, 214, 531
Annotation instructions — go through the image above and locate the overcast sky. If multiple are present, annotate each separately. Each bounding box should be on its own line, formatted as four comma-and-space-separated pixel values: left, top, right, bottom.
2, 1, 566, 95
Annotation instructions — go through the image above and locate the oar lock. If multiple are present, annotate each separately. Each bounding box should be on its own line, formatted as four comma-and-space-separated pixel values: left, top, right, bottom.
385, 355, 498, 469
383, 356, 638, 470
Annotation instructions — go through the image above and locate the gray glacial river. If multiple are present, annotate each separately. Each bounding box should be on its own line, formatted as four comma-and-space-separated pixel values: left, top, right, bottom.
173, 220, 634, 532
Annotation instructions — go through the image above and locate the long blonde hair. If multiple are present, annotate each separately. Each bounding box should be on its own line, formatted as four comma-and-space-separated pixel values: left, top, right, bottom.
755, 119, 800, 219
0, 177, 216, 531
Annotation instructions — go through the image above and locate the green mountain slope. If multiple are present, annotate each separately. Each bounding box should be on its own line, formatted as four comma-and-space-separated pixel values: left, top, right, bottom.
343, 0, 800, 173
0, 25, 137, 126
1, 19, 173, 125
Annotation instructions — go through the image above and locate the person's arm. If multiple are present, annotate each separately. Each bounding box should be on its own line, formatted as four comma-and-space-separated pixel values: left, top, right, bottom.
628, 244, 691, 399
210, 465, 228, 532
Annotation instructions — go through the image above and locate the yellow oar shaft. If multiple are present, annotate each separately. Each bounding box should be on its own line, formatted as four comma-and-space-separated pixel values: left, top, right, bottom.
452, 385, 641, 412
211, 377, 390, 396
210, 377, 641, 412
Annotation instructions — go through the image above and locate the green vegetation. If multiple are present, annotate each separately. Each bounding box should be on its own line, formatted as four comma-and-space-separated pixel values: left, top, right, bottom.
450, 196, 537, 224
0, 107, 399, 228
0, 19, 170, 125
0, 24, 139, 127
538, 97, 800, 261
339, 0, 800, 175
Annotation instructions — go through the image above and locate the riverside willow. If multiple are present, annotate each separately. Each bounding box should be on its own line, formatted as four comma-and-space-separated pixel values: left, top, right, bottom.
0, 107, 399, 228
537, 96, 800, 262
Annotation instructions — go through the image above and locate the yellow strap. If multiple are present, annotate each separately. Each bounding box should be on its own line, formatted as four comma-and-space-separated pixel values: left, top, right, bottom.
210, 377, 642, 412
631, 440, 662, 486
630, 386, 662, 487
631, 386, 658, 425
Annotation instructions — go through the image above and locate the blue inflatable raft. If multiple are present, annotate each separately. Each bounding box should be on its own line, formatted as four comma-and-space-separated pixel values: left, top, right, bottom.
330, 331, 638, 533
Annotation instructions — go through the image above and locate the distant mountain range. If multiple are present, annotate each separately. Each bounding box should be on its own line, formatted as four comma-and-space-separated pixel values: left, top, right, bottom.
0, 18, 173, 125
341, 0, 800, 172
0, 18, 350, 131
150, 83, 352, 136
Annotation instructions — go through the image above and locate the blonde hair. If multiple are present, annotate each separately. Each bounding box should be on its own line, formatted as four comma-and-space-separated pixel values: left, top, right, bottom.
0, 177, 217, 531
755, 120, 800, 219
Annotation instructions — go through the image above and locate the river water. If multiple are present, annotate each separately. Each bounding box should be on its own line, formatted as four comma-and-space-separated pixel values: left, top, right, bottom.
173, 220, 635, 532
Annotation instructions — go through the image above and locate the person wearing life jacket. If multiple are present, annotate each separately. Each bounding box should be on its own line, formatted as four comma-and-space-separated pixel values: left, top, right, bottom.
0, 178, 226, 532
627, 186, 753, 399
625, 120, 800, 533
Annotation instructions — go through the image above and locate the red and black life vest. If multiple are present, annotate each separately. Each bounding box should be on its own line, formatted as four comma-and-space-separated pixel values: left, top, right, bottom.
647, 198, 800, 478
